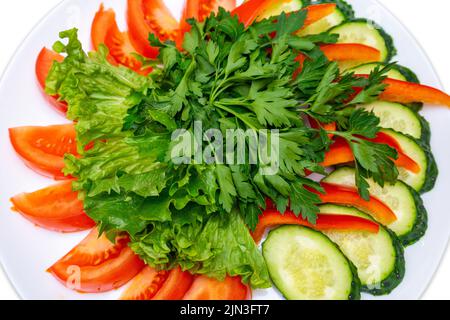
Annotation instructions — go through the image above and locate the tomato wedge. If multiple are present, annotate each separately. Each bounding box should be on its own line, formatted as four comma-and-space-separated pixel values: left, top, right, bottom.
252, 209, 379, 243
322, 134, 420, 173
9, 124, 77, 179
152, 267, 194, 300
10, 181, 93, 233
127, 0, 179, 58
183, 276, 250, 300
181, 0, 236, 34
35, 48, 67, 114
121, 266, 169, 300
49, 228, 144, 293
57, 228, 130, 267
311, 183, 397, 225
320, 43, 381, 62
92, 5, 149, 74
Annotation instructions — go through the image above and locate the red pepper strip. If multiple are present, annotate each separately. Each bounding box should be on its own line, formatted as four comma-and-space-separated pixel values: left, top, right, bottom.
381, 77, 450, 107
231, 0, 270, 27
354, 75, 450, 107
322, 133, 420, 173
232, 1, 336, 28
320, 43, 381, 62
302, 4, 337, 28
252, 209, 380, 243
309, 182, 397, 225
309, 117, 336, 139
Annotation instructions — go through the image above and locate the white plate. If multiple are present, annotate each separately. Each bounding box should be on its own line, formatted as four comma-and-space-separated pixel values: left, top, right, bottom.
0, 0, 449, 300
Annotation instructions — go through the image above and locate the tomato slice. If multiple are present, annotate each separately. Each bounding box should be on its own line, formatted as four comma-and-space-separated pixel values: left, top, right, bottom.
49, 229, 145, 293
181, 0, 236, 32
91, 4, 116, 51
35, 47, 67, 114
10, 181, 94, 233
9, 124, 77, 180
183, 276, 250, 300
91, 5, 149, 74
127, 0, 179, 58
57, 228, 130, 267
152, 267, 194, 300
121, 266, 169, 300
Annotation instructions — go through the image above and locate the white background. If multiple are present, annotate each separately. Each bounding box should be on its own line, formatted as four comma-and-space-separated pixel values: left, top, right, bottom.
0, 0, 449, 300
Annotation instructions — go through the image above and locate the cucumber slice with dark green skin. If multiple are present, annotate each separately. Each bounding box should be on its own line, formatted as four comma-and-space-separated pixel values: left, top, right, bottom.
380, 128, 433, 193
323, 167, 428, 246
263, 225, 361, 300
328, 19, 397, 62
258, 0, 308, 19
318, 204, 405, 295
358, 102, 424, 140
298, 0, 354, 35
416, 138, 438, 193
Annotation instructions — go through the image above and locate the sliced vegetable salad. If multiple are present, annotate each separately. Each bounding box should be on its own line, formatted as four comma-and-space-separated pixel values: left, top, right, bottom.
7, 0, 450, 300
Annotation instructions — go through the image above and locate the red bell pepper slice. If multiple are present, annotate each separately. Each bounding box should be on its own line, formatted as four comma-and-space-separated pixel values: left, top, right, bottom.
354, 75, 450, 107
252, 209, 380, 243
380, 77, 450, 107
312, 182, 397, 225
322, 133, 420, 173
320, 43, 381, 62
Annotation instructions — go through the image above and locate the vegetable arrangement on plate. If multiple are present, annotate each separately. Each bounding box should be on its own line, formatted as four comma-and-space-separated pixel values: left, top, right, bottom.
7, 0, 450, 300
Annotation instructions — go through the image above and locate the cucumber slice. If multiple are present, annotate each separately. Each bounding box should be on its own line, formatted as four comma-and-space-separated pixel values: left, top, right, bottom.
348, 62, 419, 82
380, 128, 436, 193
258, 0, 307, 20
323, 167, 427, 246
328, 19, 396, 62
263, 225, 361, 300
358, 102, 424, 140
298, 0, 354, 36
318, 204, 405, 295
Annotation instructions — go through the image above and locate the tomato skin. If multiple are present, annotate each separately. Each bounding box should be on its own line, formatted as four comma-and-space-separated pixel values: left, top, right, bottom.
183, 276, 250, 300
181, 0, 236, 27
49, 247, 145, 293
35, 48, 67, 114
49, 229, 145, 293
152, 267, 194, 300
58, 228, 130, 267
127, 0, 179, 58
92, 4, 150, 73
9, 124, 77, 180
10, 181, 94, 233
121, 266, 169, 300
91, 4, 116, 51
